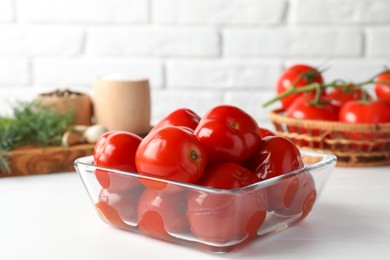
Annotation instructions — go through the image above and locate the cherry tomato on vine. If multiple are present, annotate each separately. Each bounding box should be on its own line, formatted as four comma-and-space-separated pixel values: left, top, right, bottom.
138, 189, 189, 239
286, 95, 339, 121
340, 99, 390, 151
245, 136, 304, 211
325, 85, 370, 109
286, 95, 339, 147
194, 105, 261, 165
136, 126, 207, 192
187, 163, 267, 243
277, 64, 324, 109
375, 71, 390, 103
339, 99, 390, 124
150, 108, 201, 133
94, 131, 142, 192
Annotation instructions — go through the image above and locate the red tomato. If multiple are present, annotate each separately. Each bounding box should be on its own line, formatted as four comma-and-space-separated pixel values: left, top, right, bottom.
339, 99, 390, 124
277, 64, 324, 109
286, 95, 339, 121
97, 187, 143, 227
286, 96, 339, 147
150, 108, 200, 132
94, 131, 142, 192
339, 99, 390, 151
275, 172, 317, 221
194, 105, 261, 165
245, 136, 304, 211
325, 85, 369, 109
138, 189, 189, 239
375, 71, 390, 103
199, 163, 261, 189
135, 126, 207, 192
179, 126, 195, 134
187, 163, 267, 243
95, 201, 127, 230
259, 127, 276, 138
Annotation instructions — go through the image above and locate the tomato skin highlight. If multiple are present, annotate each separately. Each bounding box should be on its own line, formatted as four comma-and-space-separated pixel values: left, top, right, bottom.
94, 131, 142, 192
187, 163, 267, 243
150, 108, 201, 133
277, 64, 324, 109
194, 105, 261, 165
136, 126, 207, 192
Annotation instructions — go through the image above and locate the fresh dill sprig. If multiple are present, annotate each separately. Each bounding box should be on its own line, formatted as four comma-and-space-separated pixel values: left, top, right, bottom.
0, 101, 74, 174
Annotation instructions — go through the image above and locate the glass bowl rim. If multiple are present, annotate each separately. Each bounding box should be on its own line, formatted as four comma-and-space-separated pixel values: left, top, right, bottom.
74, 149, 336, 194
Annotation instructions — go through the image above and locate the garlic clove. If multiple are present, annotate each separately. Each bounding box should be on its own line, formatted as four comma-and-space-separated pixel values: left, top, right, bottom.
70, 125, 88, 133
62, 130, 85, 147
83, 124, 108, 144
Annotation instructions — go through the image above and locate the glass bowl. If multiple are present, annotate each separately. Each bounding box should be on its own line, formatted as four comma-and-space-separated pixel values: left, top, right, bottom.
74, 150, 336, 253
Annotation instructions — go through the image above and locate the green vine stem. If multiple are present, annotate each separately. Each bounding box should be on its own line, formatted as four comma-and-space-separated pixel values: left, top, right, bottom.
262, 82, 321, 108
262, 71, 390, 108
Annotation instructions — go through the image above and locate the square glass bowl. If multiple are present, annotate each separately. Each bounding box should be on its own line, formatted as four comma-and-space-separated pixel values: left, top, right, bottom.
75, 150, 336, 253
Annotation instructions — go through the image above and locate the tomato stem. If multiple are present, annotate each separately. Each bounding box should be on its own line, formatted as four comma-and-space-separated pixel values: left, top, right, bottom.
310, 83, 323, 106
190, 150, 199, 161
262, 83, 320, 107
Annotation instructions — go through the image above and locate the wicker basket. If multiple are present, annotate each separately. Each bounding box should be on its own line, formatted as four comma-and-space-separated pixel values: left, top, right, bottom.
269, 108, 390, 167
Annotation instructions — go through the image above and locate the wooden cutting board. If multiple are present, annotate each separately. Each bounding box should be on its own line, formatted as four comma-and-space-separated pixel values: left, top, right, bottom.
0, 144, 95, 177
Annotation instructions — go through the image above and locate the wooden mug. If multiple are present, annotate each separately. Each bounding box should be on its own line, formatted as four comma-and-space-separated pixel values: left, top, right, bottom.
36, 90, 93, 126
92, 77, 151, 135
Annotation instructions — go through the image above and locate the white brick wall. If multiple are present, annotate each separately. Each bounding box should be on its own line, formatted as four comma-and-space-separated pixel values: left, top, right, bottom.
87, 27, 220, 57
152, 0, 286, 25
291, 0, 390, 24
0, 0, 13, 21
167, 60, 281, 88
0, 0, 389, 124
0, 59, 29, 85
367, 28, 390, 57
223, 28, 363, 57
33, 58, 163, 88
0, 25, 84, 56
16, 0, 149, 23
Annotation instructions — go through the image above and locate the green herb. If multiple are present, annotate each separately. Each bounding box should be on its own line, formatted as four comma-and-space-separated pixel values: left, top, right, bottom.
0, 117, 12, 129
0, 156, 10, 173
0, 101, 74, 174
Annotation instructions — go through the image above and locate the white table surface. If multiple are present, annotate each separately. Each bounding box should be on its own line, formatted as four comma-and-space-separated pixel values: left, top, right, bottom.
1, 166, 390, 260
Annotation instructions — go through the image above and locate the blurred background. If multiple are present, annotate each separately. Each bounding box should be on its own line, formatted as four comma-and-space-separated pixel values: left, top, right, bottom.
0, 0, 389, 124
